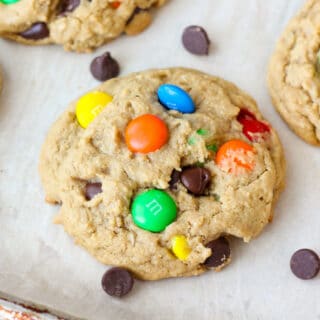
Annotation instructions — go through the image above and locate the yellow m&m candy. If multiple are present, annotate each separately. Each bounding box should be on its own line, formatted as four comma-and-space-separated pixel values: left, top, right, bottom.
171, 235, 191, 261
76, 91, 113, 128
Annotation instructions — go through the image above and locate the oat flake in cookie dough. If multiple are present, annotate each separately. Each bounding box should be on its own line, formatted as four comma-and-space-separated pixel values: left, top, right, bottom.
0, 0, 166, 52
39, 68, 285, 280
268, 0, 320, 145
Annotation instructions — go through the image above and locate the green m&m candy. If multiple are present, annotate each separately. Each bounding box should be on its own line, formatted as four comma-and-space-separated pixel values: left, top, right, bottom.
0, 0, 20, 4
131, 189, 177, 232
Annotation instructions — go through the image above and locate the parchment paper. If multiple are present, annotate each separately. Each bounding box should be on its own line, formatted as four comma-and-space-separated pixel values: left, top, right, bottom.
1, 0, 319, 319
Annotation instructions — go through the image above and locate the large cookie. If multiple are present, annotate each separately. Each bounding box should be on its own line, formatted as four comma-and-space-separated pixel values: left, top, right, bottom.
0, 0, 166, 52
39, 68, 285, 280
268, 0, 320, 145
0, 65, 3, 96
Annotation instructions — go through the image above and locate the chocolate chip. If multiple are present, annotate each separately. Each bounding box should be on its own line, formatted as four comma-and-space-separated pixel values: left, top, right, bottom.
204, 237, 231, 268
101, 267, 134, 297
290, 249, 320, 280
58, 0, 80, 15
180, 167, 211, 195
169, 169, 180, 191
182, 25, 210, 55
85, 182, 102, 200
20, 22, 49, 40
90, 52, 120, 81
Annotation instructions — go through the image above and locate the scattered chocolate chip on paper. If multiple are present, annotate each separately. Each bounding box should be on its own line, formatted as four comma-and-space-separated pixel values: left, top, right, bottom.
290, 248, 320, 280
101, 267, 134, 297
182, 25, 210, 55
90, 52, 120, 81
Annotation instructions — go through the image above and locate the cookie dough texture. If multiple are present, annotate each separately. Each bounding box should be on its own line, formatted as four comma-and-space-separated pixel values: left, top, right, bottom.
0, 0, 166, 52
39, 68, 285, 280
268, 0, 320, 145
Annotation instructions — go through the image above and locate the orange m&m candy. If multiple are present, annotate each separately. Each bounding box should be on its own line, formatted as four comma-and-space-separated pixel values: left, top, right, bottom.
110, 1, 121, 9
215, 139, 256, 174
125, 114, 169, 153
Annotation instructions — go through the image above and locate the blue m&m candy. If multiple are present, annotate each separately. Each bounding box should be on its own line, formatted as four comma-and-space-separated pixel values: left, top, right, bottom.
157, 84, 195, 114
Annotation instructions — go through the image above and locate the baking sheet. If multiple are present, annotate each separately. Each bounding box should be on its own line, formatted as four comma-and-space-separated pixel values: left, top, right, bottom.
0, 298, 61, 320
1, 0, 320, 319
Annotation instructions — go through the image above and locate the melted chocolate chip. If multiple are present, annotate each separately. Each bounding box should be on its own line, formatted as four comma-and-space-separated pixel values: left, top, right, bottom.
58, 0, 80, 15
20, 22, 49, 40
102, 267, 134, 297
182, 25, 210, 55
204, 237, 231, 268
180, 167, 211, 195
290, 249, 320, 280
85, 182, 102, 200
169, 169, 180, 191
90, 52, 120, 81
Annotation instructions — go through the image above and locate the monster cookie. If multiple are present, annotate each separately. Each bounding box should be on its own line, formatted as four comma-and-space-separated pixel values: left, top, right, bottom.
0, 0, 166, 52
0, 66, 2, 93
39, 68, 285, 280
268, 0, 320, 145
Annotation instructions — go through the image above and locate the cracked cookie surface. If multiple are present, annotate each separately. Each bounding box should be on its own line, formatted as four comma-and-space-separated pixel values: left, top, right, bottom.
39, 68, 285, 280
0, 0, 166, 52
268, 0, 320, 145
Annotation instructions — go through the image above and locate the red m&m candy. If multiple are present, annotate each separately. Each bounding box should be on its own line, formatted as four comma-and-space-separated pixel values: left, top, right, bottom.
237, 109, 270, 142
125, 114, 169, 153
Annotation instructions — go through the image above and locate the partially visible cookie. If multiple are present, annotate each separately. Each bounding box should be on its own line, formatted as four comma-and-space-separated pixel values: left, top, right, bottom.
0, 66, 2, 93
39, 68, 285, 280
268, 0, 320, 145
0, 0, 166, 52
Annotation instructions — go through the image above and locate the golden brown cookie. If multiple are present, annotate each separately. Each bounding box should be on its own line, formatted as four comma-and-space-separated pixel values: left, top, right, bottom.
268, 0, 320, 145
0, 67, 2, 93
0, 0, 166, 52
39, 68, 285, 280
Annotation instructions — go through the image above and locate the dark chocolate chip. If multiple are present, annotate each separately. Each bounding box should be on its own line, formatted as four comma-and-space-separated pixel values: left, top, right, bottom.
20, 22, 49, 40
180, 167, 211, 195
169, 169, 180, 191
204, 237, 231, 268
85, 182, 102, 200
90, 52, 120, 81
182, 25, 210, 55
290, 249, 320, 280
101, 267, 134, 297
58, 0, 80, 15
